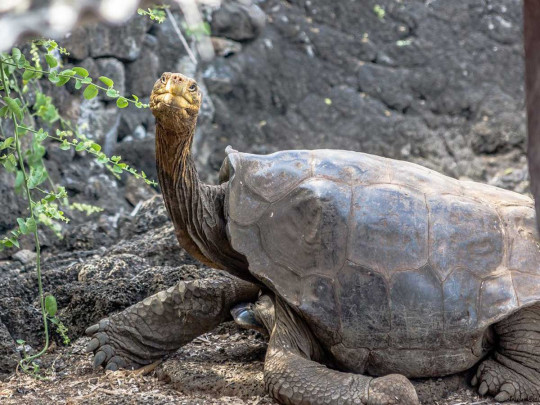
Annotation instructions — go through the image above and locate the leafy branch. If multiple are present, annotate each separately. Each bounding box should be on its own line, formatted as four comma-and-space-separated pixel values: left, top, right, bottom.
0, 37, 156, 376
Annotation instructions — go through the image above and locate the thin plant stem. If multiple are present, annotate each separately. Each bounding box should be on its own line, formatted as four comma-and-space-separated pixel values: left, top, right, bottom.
0, 57, 49, 372
166, 7, 198, 65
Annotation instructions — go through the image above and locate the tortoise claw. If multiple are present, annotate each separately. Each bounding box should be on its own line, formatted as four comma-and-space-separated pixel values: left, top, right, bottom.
479, 381, 489, 396
93, 351, 107, 368
85, 324, 99, 335
85, 338, 100, 353
471, 375, 478, 386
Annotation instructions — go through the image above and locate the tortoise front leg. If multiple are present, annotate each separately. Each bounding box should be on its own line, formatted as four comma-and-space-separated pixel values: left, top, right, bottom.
85, 276, 259, 370
259, 296, 419, 405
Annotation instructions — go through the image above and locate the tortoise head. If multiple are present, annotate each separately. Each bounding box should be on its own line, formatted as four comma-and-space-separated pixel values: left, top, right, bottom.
150, 72, 202, 126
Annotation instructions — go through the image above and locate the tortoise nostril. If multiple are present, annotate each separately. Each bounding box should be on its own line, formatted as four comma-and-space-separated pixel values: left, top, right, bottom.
170, 74, 183, 83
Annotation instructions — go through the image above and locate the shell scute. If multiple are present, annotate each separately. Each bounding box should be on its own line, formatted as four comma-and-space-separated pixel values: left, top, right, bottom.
427, 194, 504, 281
227, 222, 302, 305
501, 205, 540, 275
237, 150, 312, 202
311, 150, 391, 185
478, 273, 518, 325
387, 159, 462, 195
337, 261, 391, 349
258, 177, 351, 276
443, 269, 481, 333
461, 180, 533, 207
389, 266, 444, 349
348, 184, 428, 273
299, 275, 341, 344
511, 272, 540, 305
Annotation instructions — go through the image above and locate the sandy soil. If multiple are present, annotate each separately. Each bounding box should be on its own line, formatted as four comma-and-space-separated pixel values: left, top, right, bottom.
0, 322, 536, 405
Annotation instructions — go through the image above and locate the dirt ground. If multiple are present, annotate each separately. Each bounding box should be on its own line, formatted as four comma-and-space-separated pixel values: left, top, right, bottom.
0, 322, 536, 405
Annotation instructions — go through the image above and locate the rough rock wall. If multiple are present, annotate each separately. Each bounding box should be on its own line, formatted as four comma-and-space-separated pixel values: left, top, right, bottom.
199, 0, 527, 191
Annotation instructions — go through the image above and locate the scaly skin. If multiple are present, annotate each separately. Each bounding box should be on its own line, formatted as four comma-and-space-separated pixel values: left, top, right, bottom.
85, 276, 259, 370
472, 303, 540, 402
259, 296, 420, 405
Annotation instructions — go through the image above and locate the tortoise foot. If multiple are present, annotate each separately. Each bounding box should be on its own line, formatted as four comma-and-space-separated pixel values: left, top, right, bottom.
368, 374, 419, 405
472, 358, 540, 402
85, 316, 150, 371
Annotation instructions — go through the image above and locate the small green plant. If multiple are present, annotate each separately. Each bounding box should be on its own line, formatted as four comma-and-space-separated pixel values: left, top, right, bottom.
373, 4, 386, 20
137, 5, 169, 24
182, 21, 212, 39
0, 38, 155, 376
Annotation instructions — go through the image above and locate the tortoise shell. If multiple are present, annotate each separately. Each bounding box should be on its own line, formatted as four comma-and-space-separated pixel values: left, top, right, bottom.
221, 149, 540, 370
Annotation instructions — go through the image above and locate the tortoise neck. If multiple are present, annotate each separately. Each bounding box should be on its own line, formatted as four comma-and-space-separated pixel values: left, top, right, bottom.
155, 119, 219, 268
154, 119, 252, 278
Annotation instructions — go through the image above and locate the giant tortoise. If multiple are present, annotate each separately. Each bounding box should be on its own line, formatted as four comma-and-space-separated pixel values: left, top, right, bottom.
85, 73, 540, 404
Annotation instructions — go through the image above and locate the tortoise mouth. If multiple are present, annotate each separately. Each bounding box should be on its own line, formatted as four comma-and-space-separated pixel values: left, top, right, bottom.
150, 92, 197, 114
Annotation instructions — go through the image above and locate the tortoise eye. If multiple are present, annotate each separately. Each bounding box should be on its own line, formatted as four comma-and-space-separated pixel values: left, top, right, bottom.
188, 83, 197, 92
161, 75, 167, 84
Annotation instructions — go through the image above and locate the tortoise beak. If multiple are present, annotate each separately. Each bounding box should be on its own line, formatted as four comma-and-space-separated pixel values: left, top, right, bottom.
152, 80, 193, 111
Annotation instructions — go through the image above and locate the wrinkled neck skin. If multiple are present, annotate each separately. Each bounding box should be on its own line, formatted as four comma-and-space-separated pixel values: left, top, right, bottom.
155, 113, 252, 281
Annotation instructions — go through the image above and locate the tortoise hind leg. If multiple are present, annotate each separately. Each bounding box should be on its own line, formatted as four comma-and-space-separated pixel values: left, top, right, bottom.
258, 296, 419, 405
472, 303, 540, 402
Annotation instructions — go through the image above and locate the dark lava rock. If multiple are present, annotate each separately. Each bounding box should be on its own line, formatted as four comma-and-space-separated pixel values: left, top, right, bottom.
0, 321, 18, 378
125, 34, 160, 97
210, 0, 266, 41
88, 15, 149, 61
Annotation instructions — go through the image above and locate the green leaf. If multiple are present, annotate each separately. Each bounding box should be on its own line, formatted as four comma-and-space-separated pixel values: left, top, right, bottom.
81, 77, 92, 84
48, 70, 60, 84
90, 143, 101, 152
0, 106, 8, 118
56, 69, 75, 86
14, 170, 24, 193
0, 137, 14, 150
106, 88, 119, 98
75, 141, 86, 151
2, 96, 24, 121
11, 47, 21, 62
132, 94, 139, 102
112, 164, 123, 173
59, 140, 70, 150
16, 339, 25, 345
72, 67, 89, 78
116, 97, 128, 108
35, 129, 48, 142
97, 153, 108, 164
45, 295, 58, 317
74, 79, 82, 90
110, 155, 121, 163
17, 218, 28, 235
83, 84, 98, 100
27, 166, 47, 189
45, 54, 58, 68
1, 153, 17, 172
26, 218, 37, 233
99, 76, 114, 87
22, 69, 36, 81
